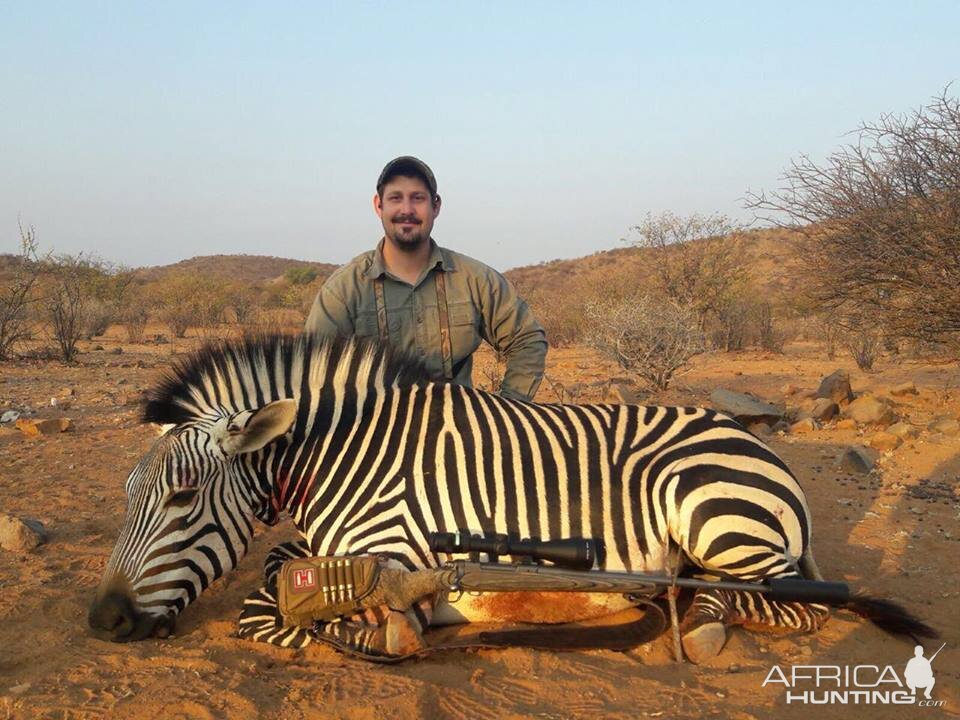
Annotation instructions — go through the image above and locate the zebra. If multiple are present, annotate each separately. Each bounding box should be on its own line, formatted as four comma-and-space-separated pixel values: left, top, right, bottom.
89, 333, 933, 661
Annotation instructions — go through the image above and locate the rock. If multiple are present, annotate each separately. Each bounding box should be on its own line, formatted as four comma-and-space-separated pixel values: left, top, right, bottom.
50, 397, 72, 409
92, 345, 105, 351
840, 447, 877, 474
748, 422, 772, 437
58, 387, 75, 397
845, 395, 896, 427
836, 418, 858, 430
15, 418, 73, 437
868, 431, 902, 452
772, 420, 790, 433
928, 416, 960, 436
1, 410, 21, 424
0, 514, 47, 552
810, 398, 839, 422
709, 389, 785, 425
790, 418, 818, 434
816, 370, 854, 405
889, 381, 918, 397
887, 422, 918, 439
0, 426, 22, 443
109, 347, 123, 355
611, 383, 642, 404
781, 383, 801, 396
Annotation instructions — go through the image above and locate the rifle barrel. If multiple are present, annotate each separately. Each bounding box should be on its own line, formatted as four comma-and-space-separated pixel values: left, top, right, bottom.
439, 562, 851, 607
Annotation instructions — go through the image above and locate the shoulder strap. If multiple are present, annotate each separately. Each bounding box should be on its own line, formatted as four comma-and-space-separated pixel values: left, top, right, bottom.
373, 271, 454, 380
434, 271, 454, 380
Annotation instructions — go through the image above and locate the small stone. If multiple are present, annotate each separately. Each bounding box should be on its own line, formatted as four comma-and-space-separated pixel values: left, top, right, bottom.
0, 514, 47, 552
781, 383, 801, 396
816, 370, 854, 404
59, 387, 76, 397
836, 418, 857, 430
50, 397, 72, 409
928, 416, 960, 436
889, 381, 918, 396
800, 646, 813, 657
15, 418, 73, 437
887, 422, 918, 439
810, 398, 839, 422
1, 410, 21, 424
869, 432, 901, 452
748, 422, 772, 437
611, 383, 643, 404
110, 347, 123, 355
845, 395, 896, 427
840, 446, 877, 474
791, 418, 818, 434
772, 420, 790, 433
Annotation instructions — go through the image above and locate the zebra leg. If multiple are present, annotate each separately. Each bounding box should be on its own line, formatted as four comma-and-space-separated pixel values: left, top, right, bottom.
679, 579, 831, 663
238, 540, 316, 648
315, 596, 436, 658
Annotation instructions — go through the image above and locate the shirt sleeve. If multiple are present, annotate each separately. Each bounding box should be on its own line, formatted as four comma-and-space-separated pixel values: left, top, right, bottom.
304, 274, 355, 338
477, 269, 548, 401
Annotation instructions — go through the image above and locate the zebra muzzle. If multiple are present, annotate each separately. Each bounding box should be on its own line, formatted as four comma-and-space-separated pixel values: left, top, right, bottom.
88, 591, 177, 642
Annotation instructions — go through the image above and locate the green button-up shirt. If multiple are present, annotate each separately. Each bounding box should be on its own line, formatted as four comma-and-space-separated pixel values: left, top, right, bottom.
304, 240, 547, 401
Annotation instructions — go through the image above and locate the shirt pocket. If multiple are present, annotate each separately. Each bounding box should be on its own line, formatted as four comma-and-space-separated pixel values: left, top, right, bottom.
447, 301, 480, 357
355, 310, 380, 338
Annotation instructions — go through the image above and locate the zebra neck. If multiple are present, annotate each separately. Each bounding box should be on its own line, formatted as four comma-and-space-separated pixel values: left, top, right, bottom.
281, 382, 431, 552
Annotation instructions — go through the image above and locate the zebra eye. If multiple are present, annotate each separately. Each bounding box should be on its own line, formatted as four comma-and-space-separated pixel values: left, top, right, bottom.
167, 489, 198, 508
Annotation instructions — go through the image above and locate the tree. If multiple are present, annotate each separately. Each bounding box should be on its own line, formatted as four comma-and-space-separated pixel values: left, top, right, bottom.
746, 88, 960, 349
44, 254, 106, 362
0, 222, 45, 360
625, 212, 746, 334
584, 295, 705, 390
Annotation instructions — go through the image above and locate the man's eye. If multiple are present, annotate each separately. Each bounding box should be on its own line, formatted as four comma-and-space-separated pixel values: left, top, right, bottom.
167, 489, 198, 507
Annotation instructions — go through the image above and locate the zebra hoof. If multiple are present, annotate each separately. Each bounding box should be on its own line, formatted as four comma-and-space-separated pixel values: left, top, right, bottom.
681, 622, 727, 664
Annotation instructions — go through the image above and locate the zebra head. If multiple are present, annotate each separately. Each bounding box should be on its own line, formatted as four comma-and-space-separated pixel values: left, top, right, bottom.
89, 398, 296, 642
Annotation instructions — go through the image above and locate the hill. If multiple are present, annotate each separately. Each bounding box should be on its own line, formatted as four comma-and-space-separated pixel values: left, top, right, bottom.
133, 254, 338, 284
504, 226, 801, 300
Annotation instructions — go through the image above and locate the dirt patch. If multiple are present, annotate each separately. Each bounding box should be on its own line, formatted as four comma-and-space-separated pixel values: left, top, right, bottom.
1, 333, 958, 718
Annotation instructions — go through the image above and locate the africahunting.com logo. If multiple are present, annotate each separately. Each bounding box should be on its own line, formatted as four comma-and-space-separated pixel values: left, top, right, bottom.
762, 643, 946, 707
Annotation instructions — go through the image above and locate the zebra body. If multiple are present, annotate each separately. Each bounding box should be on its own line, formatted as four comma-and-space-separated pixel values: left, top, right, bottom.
88, 334, 854, 657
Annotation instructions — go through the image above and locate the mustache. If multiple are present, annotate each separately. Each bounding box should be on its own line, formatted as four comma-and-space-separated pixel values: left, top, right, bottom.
392, 215, 421, 224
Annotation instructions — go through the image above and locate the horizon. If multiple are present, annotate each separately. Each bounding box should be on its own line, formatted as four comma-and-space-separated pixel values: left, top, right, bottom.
3, 3, 958, 272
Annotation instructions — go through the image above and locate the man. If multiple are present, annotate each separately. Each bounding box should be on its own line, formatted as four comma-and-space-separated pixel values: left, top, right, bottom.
305, 156, 547, 401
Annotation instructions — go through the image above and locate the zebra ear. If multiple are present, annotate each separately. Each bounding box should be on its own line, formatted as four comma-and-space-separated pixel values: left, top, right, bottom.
220, 399, 297, 456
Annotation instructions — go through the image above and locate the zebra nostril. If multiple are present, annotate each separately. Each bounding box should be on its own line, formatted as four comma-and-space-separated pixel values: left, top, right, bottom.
89, 592, 137, 638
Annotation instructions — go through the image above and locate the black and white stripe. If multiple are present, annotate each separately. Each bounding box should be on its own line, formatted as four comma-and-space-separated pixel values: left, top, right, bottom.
95, 333, 829, 650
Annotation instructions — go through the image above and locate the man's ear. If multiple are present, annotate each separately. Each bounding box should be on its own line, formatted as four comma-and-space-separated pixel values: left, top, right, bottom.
220, 399, 297, 456
432, 194, 441, 217
372, 192, 383, 219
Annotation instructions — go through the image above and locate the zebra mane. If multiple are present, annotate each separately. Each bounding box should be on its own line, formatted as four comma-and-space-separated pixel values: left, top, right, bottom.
142, 333, 439, 426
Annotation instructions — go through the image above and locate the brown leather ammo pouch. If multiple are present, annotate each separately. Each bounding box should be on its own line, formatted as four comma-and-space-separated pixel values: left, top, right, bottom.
277, 556, 382, 627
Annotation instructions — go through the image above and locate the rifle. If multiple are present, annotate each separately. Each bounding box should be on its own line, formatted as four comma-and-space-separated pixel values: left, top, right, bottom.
277, 531, 852, 662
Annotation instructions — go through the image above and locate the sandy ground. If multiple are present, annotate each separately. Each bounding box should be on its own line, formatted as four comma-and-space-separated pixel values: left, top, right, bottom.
1, 331, 958, 719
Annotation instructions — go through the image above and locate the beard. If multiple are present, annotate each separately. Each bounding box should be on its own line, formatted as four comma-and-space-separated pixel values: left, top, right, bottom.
388, 218, 429, 252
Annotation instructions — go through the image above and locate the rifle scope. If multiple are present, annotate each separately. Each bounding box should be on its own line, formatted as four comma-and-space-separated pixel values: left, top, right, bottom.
428, 531, 598, 571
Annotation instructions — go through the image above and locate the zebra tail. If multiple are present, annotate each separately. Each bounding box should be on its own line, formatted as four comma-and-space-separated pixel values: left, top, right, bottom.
845, 592, 939, 639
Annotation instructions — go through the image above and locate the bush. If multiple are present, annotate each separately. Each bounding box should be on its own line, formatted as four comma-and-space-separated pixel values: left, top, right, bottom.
0, 223, 44, 360
584, 295, 705, 390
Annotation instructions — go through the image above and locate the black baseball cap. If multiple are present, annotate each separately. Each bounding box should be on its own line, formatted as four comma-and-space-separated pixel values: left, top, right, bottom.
376, 156, 438, 197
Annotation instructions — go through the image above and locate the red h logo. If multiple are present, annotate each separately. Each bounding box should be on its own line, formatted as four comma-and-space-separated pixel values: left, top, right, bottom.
293, 568, 317, 591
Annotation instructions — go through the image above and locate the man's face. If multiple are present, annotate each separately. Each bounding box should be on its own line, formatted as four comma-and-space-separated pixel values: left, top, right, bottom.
373, 175, 441, 252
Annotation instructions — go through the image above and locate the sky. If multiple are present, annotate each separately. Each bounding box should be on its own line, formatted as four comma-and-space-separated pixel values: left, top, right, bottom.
1, 2, 958, 271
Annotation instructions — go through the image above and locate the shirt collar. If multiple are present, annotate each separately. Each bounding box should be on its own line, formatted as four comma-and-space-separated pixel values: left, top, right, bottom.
366, 238, 456, 279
